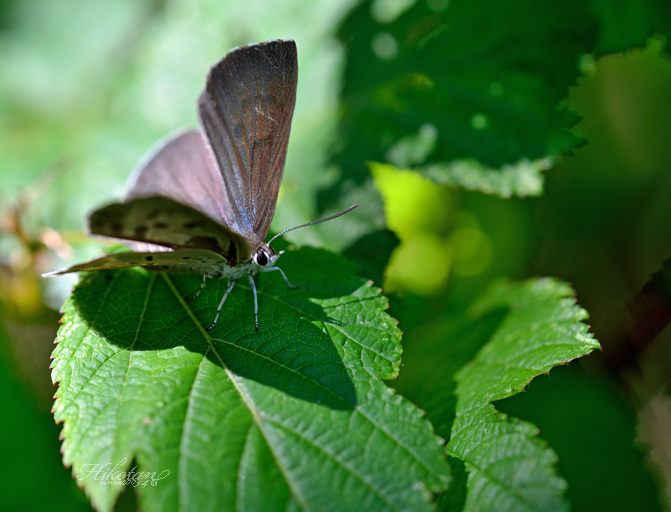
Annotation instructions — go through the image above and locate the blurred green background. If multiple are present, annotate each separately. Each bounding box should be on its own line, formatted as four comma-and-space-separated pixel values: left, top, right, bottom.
1, 0, 670, 510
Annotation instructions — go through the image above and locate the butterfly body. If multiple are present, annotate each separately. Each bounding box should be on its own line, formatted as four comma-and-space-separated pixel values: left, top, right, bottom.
44, 40, 355, 331
201, 245, 279, 281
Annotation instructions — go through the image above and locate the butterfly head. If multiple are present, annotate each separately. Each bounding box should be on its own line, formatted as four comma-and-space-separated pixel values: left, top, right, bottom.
252, 243, 283, 268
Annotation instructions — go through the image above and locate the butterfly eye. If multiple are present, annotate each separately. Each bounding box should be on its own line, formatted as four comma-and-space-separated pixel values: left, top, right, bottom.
255, 250, 269, 267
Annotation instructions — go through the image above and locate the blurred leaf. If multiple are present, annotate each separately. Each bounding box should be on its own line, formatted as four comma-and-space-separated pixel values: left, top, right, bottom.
448, 278, 600, 512
52, 247, 450, 512
0, 318, 91, 512
588, 0, 671, 54
417, 157, 549, 199
0, 0, 17, 32
608, 258, 671, 372
329, 0, 671, 200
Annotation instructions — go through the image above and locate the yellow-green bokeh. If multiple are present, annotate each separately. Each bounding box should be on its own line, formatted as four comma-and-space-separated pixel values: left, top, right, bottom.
371, 162, 494, 295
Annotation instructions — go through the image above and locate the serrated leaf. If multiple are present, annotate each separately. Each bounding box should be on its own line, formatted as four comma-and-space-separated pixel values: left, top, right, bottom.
447, 278, 600, 512
52, 247, 450, 512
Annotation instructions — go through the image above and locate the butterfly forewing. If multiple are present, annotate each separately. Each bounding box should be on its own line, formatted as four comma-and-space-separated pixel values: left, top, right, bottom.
126, 130, 237, 229
198, 39, 298, 243
88, 196, 251, 263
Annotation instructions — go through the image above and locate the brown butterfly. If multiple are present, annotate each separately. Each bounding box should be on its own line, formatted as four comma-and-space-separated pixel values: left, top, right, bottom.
43, 39, 356, 331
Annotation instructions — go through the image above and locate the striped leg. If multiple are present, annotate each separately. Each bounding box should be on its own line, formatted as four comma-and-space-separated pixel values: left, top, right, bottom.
185, 274, 207, 301
260, 266, 298, 289
249, 273, 259, 331
206, 278, 235, 332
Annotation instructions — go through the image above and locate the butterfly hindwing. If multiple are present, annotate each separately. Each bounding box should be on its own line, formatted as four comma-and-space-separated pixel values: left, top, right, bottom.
125, 130, 238, 230
88, 196, 251, 263
198, 39, 298, 242
42, 249, 227, 276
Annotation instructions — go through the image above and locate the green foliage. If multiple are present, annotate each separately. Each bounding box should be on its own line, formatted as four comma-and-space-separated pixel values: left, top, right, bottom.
51, 248, 450, 512
395, 278, 600, 511
2, 0, 669, 511
51, 246, 600, 511
448, 279, 599, 511
329, 0, 671, 200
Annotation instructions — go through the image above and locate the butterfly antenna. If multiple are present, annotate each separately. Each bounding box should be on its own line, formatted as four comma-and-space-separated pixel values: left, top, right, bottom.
267, 204, 358, 246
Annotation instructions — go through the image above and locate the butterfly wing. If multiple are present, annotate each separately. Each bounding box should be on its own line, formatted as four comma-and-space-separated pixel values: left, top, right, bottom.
126, 130, 237, 230
42, 248, 227, 276
88, 196, 251, 263
198, 39, 298, 244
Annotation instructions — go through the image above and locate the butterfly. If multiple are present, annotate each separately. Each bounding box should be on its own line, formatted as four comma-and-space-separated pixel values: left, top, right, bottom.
43, 39, 356, 331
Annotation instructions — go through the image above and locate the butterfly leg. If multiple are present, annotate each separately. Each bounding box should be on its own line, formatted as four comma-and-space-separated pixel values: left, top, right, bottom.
260, 267, 298, 289
185, 274, 207, 301
206, 278, 236, 332
248, 273, 259, 331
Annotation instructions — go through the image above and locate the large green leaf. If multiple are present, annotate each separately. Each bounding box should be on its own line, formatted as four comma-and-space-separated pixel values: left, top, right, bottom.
447, 279, 600, 512
52, 247, 450, 512
328, 0, 671, 200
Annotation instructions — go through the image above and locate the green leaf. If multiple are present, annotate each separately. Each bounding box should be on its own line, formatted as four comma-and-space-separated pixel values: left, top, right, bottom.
329, 0, 671, 199
52, 247, 450, 512
447, 278, 600, 512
